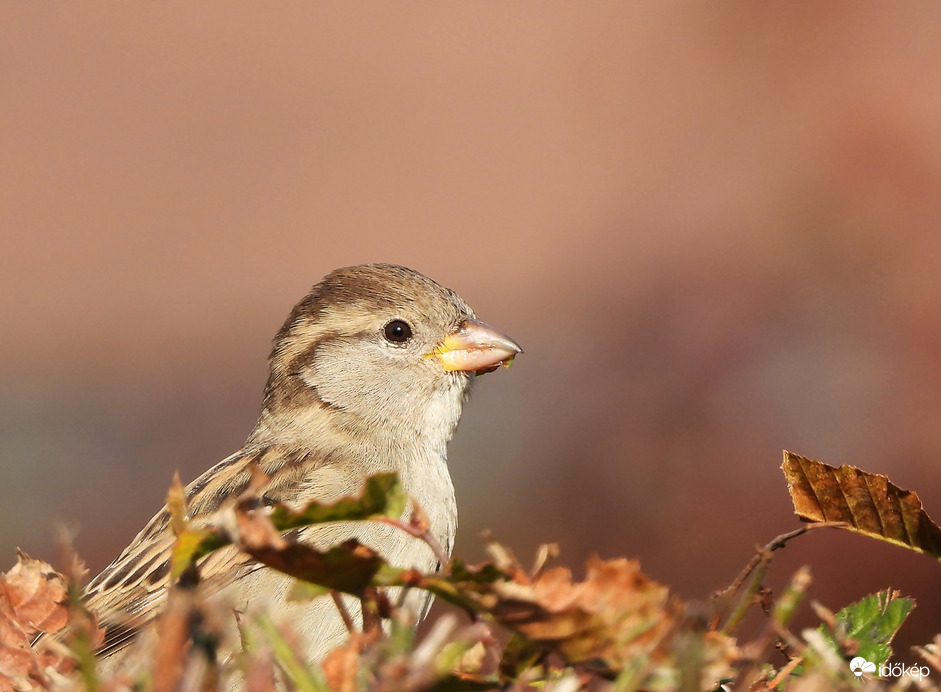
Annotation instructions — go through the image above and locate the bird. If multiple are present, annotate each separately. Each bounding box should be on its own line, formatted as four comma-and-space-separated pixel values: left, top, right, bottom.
77, 263, 522, 672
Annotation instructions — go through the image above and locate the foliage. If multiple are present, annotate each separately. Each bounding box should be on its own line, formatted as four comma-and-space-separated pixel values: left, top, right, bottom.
2, 453, 941, 691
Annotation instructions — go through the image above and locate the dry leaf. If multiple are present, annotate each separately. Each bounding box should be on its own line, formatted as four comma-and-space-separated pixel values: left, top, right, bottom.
0, 552, 72, 686
782, 451, 941, 560
409, 499, 430, 534
498, 557, 679, 670
322, 632, 365, 692
2, 551, 69, 637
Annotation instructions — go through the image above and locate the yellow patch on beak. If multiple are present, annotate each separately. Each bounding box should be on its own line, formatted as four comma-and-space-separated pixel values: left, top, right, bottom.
428, 319, 523, 375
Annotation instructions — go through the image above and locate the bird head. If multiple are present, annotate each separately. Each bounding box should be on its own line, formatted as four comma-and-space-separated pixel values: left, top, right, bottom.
255, 264, 521, 446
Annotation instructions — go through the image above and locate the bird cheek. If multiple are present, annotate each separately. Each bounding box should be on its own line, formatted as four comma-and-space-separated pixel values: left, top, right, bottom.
297, 362, 319, 391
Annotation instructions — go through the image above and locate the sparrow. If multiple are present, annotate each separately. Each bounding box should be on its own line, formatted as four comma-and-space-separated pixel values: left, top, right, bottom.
78, 263, 522, 669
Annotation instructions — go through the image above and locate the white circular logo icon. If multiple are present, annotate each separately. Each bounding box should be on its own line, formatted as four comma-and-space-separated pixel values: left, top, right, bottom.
850, 657, 876, 678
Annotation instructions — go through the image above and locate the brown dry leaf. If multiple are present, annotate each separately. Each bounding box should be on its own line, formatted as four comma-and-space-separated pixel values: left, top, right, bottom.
2, 551, 70, 637
915, 633, 941, 674
0, 635, 34, 690
235, 507, 287, 552
409, 499, 430, 534
439, 548, 738, 685
167, 472, 189, 537
782, 451, 941, 560
322, 632, 365, 692
0, 552, 72, 687
485, 557, 680, 672
464, 553, 682, 670
234, 504, 387, 596
1, 588, 35, 682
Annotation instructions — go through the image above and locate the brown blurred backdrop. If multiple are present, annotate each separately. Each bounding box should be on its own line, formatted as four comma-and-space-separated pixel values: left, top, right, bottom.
4, 3, 941, 662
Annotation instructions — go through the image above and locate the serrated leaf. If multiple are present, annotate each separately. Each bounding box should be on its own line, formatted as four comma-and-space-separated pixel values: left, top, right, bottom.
268, 472, 408, 531
781, 451, 941, 560
816, 590, 914, 666
168, 473, 407, 583
246, 539, 393, 595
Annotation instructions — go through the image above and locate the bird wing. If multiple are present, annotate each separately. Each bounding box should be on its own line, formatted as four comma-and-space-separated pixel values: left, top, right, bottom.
83, 444, 349, 659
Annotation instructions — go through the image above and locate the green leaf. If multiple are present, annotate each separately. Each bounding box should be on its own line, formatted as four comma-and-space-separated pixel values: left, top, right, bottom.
247, 539, 393, 596
249, 612, 329, 692
170, 528, 228, 581
269, 472, 408, 530
286, 579, 332, 602
448, 558, 511, 584
817, 589, 915, 666
499, 634, 542, 680
168, 473, 407, 582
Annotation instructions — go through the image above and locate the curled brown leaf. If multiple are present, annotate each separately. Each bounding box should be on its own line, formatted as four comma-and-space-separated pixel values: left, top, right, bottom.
782, 451, 941, 560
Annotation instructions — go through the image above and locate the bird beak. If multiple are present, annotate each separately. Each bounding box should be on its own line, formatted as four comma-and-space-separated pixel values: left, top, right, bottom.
430, 319, 523, 375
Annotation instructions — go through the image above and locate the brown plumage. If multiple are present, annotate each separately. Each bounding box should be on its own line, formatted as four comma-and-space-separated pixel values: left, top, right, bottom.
80, 263, 522, 669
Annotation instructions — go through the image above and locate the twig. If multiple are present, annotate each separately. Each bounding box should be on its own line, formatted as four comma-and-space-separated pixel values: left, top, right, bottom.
763, 655, 803, 690
378, 517, 450, 567
331, 591, 357, 634
718, 522, 846, 602
714, 522, 846, 634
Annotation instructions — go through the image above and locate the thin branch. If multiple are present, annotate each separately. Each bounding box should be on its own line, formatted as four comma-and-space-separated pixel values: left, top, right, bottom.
764, 655, 803, 690
378, 517, 450, 567
331, 590, 357, 634
715, 522, 846, 635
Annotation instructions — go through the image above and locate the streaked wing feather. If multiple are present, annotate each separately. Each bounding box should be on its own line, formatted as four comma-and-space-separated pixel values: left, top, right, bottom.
84, 445, 323, 658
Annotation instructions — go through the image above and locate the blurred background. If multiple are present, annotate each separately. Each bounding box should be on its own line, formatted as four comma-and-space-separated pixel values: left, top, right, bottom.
4, 3, 941, 663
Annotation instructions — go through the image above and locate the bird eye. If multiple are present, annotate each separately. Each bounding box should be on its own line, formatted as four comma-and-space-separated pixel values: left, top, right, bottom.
383, 320, 413, 343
